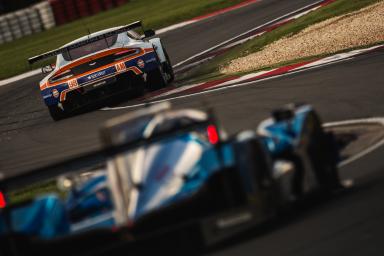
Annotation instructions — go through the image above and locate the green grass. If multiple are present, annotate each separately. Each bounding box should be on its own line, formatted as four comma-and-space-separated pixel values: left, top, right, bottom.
7, 180, 63, 205
0, 0, 246, 80
180, 0, 381, 84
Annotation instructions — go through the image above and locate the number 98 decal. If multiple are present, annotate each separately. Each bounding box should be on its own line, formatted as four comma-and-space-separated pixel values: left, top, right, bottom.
68, 79, 79, 89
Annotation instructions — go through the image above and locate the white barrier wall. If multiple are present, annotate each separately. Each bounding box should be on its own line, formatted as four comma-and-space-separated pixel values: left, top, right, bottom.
0, 1, 55, 44
35, 2, 55, 30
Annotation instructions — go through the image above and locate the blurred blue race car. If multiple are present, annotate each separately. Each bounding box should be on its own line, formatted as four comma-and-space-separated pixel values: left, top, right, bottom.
0, 103, 341, 255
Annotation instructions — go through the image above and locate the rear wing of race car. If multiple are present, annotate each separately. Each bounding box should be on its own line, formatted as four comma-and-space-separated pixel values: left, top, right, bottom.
27, 21, 144, 65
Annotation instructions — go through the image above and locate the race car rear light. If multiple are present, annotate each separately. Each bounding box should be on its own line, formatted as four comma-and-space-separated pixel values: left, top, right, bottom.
207, 125, 219, 145
0, 191, 6, 209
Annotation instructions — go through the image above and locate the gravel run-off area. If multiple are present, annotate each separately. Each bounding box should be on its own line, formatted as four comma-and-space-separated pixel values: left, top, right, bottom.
222, 0, 384, 74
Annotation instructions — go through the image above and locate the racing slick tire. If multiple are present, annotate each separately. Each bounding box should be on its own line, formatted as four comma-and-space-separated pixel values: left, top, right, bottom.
48, 105, 67, 121
301, 111, 341, 192
146, 43, 174, 91
146, 66, 168, 91
162, 48, 175, 83
233, 133, 278, 211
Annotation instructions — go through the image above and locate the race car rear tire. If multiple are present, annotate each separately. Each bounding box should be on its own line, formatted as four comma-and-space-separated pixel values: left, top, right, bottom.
134, 84, 145, 97
302, 111, 341, 192
162, 48, 175, 83
48, 105, 67, 121
233, 134, 279, 212
146, 66, 168, 91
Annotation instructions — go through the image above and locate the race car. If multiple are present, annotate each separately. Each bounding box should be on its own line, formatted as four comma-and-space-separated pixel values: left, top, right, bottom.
28, 21, 174, 121
0, 103, 341, 255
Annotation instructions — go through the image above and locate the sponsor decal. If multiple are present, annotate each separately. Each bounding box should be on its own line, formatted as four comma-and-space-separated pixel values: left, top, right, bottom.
128, 66, 143, 75
146, 57, 157, 63
52, 89, 60, 98
115, 62, 127, 73
68, 79, 79, 89
87, 70, 107, 80
137, 59, 145, 68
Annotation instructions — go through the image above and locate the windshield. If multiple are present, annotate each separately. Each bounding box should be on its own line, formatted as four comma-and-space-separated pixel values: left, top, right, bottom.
62, 35, 118, 61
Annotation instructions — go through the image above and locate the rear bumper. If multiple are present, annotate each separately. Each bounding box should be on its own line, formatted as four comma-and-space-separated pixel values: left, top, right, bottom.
59, 71, 145, 111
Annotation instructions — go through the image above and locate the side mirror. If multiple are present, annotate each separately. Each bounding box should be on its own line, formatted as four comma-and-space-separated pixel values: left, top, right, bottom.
143, 29, 156, 38
42, 64, 55, 74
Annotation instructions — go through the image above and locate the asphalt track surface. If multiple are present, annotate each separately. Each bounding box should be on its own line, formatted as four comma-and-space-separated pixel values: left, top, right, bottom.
0, 0, 384, 254
0, 0, 322, 176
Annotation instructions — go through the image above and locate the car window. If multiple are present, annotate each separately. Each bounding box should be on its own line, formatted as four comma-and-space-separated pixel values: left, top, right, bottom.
62, 34, 118, 61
